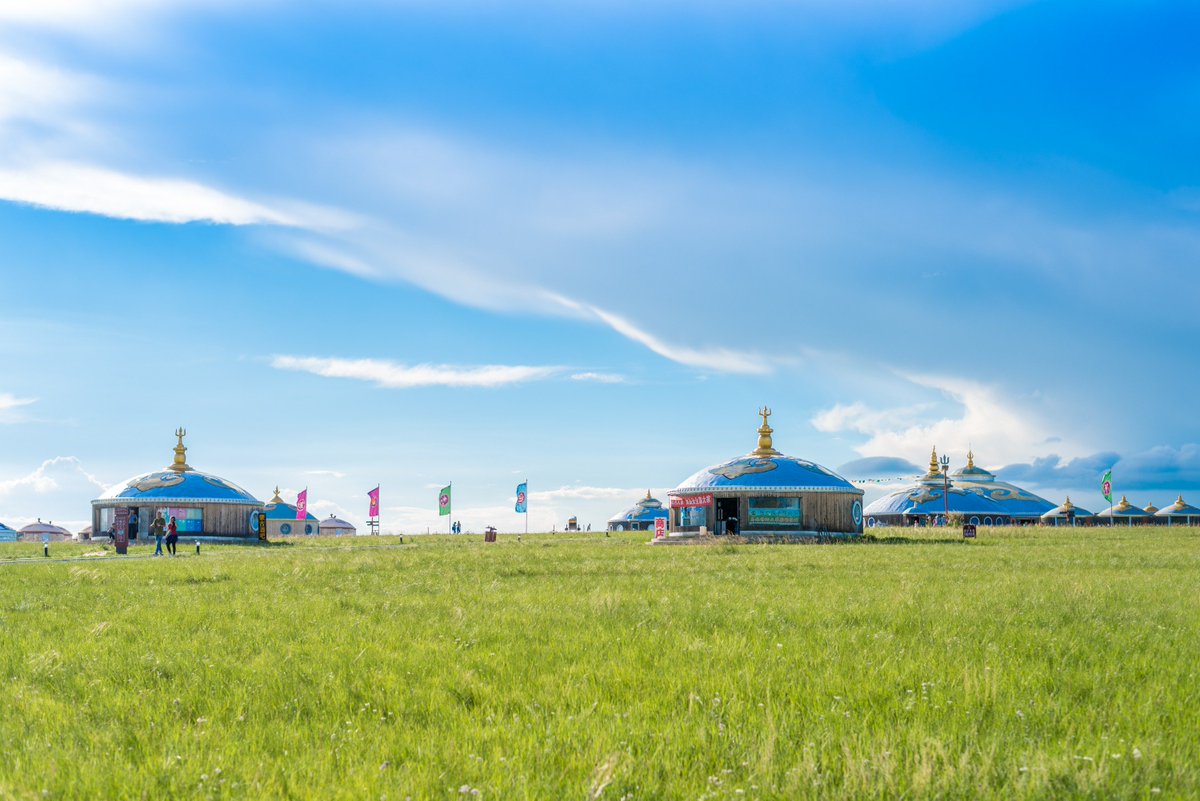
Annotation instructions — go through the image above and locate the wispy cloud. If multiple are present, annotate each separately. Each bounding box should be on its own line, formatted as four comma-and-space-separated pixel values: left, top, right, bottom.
570, 372, 627, 384
303, 469, 347, 479
271, 355, 561, 389
0, 393, 37, 424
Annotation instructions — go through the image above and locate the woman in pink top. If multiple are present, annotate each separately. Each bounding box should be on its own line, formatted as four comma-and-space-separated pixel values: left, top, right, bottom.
166, 516, 179, 556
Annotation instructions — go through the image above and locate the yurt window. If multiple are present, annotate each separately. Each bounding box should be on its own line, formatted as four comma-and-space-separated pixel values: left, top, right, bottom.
678, 506, 707, 530
158, 507, 203, 533
747, 497, 801, 529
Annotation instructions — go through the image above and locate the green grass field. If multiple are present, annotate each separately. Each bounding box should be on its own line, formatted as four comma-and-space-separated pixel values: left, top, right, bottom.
1, 527, 1197, 800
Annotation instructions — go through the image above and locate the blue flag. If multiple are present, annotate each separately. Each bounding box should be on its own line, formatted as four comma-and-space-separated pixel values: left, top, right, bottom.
515, 482, 528, 513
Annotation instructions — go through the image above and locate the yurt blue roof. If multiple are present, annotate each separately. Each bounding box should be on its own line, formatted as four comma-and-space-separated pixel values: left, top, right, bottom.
608, 492, 670, 524
93, 431, 261, 507
948, 451, 1055, 518
96, 469, 259, 505
864, 485, 1009, 518
0, 521, 14, 533
1156, 496, 1200, 517
675, 455, 859, 494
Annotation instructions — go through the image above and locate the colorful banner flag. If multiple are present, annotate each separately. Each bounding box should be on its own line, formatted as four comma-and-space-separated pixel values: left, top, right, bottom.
296, 489, 308, 520
368, 486, 380, 518
515, 482, 528, 513
1101, 469, 1113, 503
438, 484, 452, 516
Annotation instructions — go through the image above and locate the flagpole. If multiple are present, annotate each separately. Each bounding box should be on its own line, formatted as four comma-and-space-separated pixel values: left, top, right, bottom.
449, 481, 453, 535
525, 477, 529, 535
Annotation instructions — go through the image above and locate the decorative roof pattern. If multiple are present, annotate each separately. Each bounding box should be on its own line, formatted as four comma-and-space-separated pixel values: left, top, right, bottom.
673, 455, 860, 494
864, 485, 1009, 518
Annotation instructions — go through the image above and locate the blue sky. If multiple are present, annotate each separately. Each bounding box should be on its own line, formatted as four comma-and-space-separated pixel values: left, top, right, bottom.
2, 0, 1198, 532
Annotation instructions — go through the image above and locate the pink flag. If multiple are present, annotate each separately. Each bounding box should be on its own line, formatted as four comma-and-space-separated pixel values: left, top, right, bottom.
368, 486, 380, 518
296, 489, 308, 520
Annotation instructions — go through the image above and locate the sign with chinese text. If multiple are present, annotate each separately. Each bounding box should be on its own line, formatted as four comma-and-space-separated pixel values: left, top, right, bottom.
670, 494, 713, 508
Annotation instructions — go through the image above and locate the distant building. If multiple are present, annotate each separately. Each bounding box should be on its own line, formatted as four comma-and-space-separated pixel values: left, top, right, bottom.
1156, 496, 1200, 525
607, 491, 669, 532
0, 521, 17, 542
263, 487, 319, 537
19, 519, 73, 542
1040, 497, 1094, 526
1094, 496, 1153, 526
318, 515, 356, 536
864, 449, 1054, 527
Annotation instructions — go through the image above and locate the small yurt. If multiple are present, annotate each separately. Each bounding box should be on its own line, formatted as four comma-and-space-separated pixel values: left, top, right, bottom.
1155, 496, 1200, 526
0, 521, 18, 542
262, 487, 320, 537
77, 525, 94, 540
1040, 497, 1094, 526
1095, 496, 1152, 526
607, 491, 670, 532
318, 515, 356, 536
19, 519, 73, 542
1142, 502, 1165, 526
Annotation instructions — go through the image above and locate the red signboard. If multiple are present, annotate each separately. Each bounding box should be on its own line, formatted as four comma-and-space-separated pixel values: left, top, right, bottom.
113, 507, 130, 555
670, 494, 713, 508
654, 518, 667, 538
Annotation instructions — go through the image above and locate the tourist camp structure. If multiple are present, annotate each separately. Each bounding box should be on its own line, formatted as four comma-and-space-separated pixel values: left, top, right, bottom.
1041, 497, 1094, 526
864, 448, 1054, 527
607, 491, 669, 532
1155, 496, 1200, 525
0, 520, 19, 542
263, 487, 320, 537
664, 409, 863, 540
18, 519, 73, 542
91, 429, 264, 539
318, 515, 356, 536
1094, 496, 1153, 526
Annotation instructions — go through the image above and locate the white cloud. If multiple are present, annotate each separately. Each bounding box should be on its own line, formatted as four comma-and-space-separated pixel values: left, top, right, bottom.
812, 373, 1085, 469
271, 355, 562, 389
304, 469, 347, 479
0, 456, 107, 496
532, 485, 655, 502
570, 372, 627, 384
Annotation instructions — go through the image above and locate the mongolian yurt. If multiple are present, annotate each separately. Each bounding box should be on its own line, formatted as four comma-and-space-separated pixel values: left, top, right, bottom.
665, 409, 863, 540
948, 451, 1055, 523
91, 429, 264, 539
263, 487, 320, 537
1094, 496, 1152, 526
1155, 496, 1200, 526
863, 448, 1010, 527
77, 525, 94, 540
1040, 497, 1094, 526
607, 491, 669, 532
318, 515, 356, 536
19, 519, 73, 542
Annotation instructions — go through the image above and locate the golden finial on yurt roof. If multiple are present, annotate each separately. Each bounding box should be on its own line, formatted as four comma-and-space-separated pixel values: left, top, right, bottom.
168, 427, 192, 473
753, 406, 780, 456
271, 486, 284, 504
966, 448, 975, 470
1063, 496, 1074, 510
1116, 495, 1131, 511
645, 489, 653, 500
927, 446, 941, 477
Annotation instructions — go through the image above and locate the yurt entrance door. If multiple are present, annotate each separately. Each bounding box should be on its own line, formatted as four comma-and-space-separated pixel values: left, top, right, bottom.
715, 497, 739, 535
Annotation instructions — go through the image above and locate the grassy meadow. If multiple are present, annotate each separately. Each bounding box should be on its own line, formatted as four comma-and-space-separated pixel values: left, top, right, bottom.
1, 527, 1197, 799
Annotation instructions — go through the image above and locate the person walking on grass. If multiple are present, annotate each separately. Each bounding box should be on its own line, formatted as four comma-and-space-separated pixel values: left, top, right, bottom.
150, 512, 166, 556
166, 516, 179, 556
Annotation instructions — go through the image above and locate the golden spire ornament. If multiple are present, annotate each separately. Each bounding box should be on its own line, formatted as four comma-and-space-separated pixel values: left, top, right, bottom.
753, 406, 780, 456
168, 427, 192, 473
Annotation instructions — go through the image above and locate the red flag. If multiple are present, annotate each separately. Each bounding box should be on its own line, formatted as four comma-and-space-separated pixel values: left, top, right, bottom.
296, 489, 308, 520
368, 486, 380, 518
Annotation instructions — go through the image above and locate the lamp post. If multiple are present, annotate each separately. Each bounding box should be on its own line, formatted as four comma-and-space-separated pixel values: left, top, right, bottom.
939, 454, 950, 526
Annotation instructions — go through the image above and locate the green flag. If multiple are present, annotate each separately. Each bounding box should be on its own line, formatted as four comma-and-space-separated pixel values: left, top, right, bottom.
438, 484, 452, 516
1101, 470, 1113, 503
